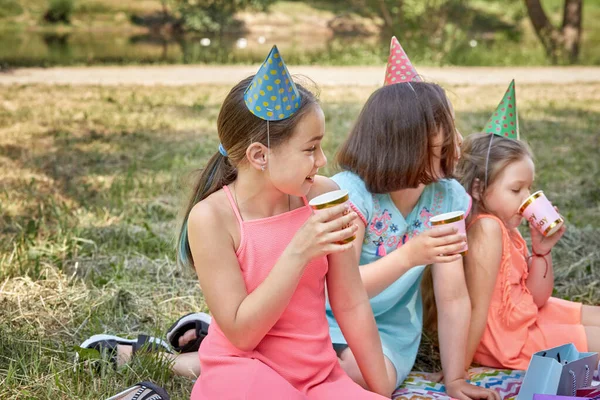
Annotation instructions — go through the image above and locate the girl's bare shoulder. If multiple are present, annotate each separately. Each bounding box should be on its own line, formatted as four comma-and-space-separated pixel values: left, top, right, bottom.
469, 215, 503, 239
188, 188, 235, 233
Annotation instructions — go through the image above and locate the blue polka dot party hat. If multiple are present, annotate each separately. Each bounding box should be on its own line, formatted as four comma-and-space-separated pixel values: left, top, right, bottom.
244, 45, 301, 121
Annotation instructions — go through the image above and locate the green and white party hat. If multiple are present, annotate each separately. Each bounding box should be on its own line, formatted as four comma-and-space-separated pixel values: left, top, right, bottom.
483, 79, 519, 140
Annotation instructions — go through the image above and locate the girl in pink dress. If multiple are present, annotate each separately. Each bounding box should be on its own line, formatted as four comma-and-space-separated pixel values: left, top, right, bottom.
178, 46, 390, 399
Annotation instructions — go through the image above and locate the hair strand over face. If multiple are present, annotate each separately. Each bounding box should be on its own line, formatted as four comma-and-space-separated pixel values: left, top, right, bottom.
336, 82, 458, 193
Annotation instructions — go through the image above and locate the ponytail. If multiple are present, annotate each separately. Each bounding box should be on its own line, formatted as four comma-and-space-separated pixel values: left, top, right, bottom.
177, 151, 237, 268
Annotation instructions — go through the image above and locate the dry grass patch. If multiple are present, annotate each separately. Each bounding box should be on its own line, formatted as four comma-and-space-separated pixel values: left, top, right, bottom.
1, 82, 598, 398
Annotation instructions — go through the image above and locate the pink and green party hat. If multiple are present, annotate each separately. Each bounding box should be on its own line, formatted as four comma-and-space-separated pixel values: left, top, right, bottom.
384, 36, 422, 86
484, 80, 519, 140
244, 45, 301, 121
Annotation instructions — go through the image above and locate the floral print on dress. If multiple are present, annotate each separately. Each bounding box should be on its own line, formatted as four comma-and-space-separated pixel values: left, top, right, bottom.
419, 206, 434, 227
365, 193, 445, 257
385, 236, 400, 248
370, 210, 392, 236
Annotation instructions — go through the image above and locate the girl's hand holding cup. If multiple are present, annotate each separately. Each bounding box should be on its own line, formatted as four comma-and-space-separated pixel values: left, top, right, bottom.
287, 192, 358, 263
401, 216, 467, 267
528, 207, 566, 255
429, 211, 468, 255
309, 190, 356, 244
519, 190, 566, 254
530, 221, 566, 255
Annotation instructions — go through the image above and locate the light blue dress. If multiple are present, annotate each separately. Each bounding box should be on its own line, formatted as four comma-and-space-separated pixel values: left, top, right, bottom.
326, 171, 471, 388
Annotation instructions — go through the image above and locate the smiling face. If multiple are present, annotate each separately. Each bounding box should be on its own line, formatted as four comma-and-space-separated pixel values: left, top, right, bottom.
266, 105, 327, 196
482, 156, 535, 229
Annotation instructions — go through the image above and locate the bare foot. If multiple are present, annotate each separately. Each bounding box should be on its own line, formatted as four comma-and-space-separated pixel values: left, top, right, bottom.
115, 344, 133, 367
178, 329, 198, 348
430, 371, 444, 383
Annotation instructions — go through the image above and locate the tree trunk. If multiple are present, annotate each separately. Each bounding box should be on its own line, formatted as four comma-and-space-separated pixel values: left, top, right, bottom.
523, 0, 583, 64
377, 0, 394, 33
377, 0, 403, 33
562, 0, 583, 63
523, 0, 561, 63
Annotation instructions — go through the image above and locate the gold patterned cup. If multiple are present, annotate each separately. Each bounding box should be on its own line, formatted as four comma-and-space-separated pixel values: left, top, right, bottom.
309, 190, 356, 244
429, 211, 468, 256
518, 190, 564, 237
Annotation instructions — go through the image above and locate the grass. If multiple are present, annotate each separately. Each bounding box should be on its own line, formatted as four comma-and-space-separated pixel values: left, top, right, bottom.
1, 82, 599, 398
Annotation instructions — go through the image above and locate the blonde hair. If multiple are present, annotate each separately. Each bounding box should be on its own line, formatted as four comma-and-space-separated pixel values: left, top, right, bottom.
456, 132, 533, 205
421, 132, 532, 334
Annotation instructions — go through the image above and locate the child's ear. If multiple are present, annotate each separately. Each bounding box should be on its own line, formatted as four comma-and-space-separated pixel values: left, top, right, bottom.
472, 178, 482, 201
246, 142, 268, 171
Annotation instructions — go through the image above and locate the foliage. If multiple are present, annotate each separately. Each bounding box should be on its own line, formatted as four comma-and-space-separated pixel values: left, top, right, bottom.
43, 0, 74, 23
0, 0, 23, 18
1, 0, 600, 66
341, 0, 526, 64
170, 0, 276, 33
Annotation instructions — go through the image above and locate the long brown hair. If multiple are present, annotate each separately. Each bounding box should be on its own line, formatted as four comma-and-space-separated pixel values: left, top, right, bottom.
421, 132, 532, 334
336, 82, 458, 193
177, 76, 319, 268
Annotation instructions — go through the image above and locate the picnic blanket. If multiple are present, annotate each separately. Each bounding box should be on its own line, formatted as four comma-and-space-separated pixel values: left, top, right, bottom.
392, 367, 525, 400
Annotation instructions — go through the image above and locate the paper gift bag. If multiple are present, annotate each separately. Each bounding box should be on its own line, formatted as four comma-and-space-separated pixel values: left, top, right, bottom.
517, 343, 598, 400
576, 387, 600, 399
533, 390, 600, 400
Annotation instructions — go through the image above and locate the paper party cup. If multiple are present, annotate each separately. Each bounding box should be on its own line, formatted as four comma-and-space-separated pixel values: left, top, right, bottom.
429, 211, 468, 256
518, 190, 564, 237
309, 190, 355, 244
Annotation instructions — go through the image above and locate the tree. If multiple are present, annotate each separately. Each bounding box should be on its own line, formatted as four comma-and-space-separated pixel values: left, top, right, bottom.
524, 0, 583, 64
349, 0, 467, 36
172, 0, 276, 34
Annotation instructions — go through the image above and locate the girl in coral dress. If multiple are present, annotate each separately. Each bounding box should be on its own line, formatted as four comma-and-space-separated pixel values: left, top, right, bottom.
457, 82, 600, 370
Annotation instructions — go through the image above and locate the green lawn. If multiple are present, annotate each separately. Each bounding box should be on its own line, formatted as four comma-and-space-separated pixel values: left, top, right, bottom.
1, 82, 599, 399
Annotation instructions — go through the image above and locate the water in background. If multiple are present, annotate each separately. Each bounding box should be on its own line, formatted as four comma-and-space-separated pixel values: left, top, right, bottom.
1, 29, 599, 68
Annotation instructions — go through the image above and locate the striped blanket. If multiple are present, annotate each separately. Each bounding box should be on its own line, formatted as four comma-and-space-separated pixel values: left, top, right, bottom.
392, 368, 525, 400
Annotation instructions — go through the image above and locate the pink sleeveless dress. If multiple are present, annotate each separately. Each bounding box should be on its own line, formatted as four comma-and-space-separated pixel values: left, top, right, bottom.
190, 186, 386, 399
471, 214, 587, 370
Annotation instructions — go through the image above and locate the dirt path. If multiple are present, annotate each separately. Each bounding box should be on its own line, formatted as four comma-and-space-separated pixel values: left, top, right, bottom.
2, 65, 600, 86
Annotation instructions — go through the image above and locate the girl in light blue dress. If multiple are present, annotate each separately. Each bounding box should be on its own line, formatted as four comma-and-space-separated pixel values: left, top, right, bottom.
326, 82, 500, 400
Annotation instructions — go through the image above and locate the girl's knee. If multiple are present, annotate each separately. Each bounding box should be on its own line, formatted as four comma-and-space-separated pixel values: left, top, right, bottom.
384, 357, 398, 394
338, 349, 396, 395
338, 349, 366, 387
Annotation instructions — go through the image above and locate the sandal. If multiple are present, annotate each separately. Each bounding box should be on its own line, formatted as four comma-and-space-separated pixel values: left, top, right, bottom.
106, 381, 170, 400
165, 312, 211, 353
75, 334, 172, 368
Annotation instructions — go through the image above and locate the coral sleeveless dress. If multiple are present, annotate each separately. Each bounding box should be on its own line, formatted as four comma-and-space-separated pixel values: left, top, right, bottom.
190, 186, 386, 399
471, 214, 587, 370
